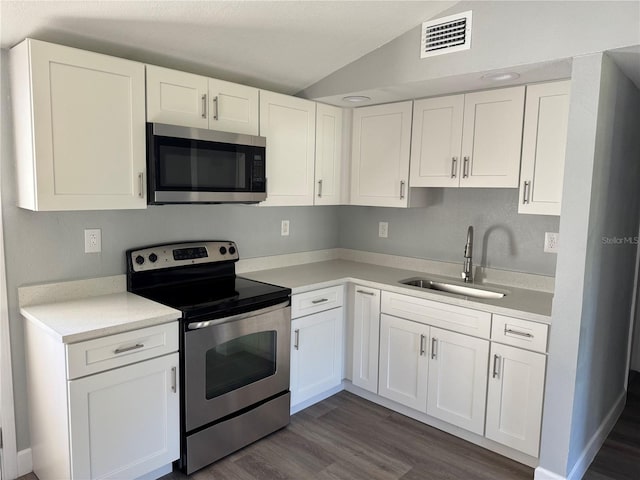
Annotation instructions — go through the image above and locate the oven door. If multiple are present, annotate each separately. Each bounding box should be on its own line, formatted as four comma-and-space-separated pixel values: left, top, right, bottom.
183, 303, 290, 432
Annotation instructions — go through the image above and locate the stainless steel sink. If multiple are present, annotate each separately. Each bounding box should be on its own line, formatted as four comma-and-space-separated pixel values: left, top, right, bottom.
400, 277, 507, 299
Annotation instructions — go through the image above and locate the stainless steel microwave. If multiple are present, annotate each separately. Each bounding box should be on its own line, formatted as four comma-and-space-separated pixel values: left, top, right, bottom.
146, 123, 267, 204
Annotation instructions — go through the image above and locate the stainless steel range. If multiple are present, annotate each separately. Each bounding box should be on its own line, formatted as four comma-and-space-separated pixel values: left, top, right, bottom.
126, 241, 291, 474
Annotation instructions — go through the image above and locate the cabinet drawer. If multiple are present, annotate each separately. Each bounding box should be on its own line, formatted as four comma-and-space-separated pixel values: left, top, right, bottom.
66, 322, 179, 379
291, 286, 344, 319
381, 291, 491, 338
491, 315, 548, 353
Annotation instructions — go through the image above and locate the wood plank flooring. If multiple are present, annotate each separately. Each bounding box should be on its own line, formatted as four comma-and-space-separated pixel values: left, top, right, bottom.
18, 374, 640, 480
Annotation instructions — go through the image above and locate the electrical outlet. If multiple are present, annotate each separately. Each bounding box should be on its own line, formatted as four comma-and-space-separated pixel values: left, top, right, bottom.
281, 220, 290, 237
544, 232, 559, 253
84, 228, 102, 253
378, 222, 389, 238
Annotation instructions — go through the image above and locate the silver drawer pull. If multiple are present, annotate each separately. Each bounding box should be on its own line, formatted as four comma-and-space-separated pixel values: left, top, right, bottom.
356, 290, 375, 296
431, 337, 437, 359
212, 96, 219, 120
114, 343, 144, 354
138, 172, 144, 198
294, 329, 300, 350
463, 156, 470, 178
317, 179, 323, 198
492, 354, 501, 378
504, 327, 534, 338
400, 180, 406, 199
311, 298, 329, 304
201, 94, 207, 118
419, 334, 426, 356
171, 366, 177, 393
523, 181, 531, 204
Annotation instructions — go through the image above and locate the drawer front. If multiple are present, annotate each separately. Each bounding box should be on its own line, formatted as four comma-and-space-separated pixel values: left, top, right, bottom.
381, 291, 491, 338
66, 322, 179, 379
291, 285, 344, 319
491, 315, 548, 353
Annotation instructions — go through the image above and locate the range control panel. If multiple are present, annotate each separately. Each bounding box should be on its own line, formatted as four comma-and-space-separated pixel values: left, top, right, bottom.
128, 241, 238, 272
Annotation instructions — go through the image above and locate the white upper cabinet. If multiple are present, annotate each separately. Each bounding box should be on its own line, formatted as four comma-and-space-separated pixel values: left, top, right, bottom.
519, 81, 571, 215
314, 103, 344, 205
259, 91, 316, 206
351, 102, 428, 208
410, 95, 464, 187
410, 86, 525, 189
10, 39, 147, 211
146, 65, 259, 135
460, 86, 525, 188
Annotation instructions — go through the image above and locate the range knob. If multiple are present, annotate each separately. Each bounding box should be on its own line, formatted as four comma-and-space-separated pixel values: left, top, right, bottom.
219, 246, 227, 255
149, 253, 158, 263
135, 255, 145, 265
229, 246, 236, 255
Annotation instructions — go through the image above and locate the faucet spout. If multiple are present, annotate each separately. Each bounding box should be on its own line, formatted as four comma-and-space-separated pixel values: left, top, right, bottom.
462, 226, 474, 283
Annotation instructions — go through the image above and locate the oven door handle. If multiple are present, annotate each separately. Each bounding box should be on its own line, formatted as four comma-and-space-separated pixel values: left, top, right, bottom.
186, 301, 290, 330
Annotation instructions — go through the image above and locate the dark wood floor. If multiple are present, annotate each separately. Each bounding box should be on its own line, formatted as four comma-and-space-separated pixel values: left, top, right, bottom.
18, 374, 640, 480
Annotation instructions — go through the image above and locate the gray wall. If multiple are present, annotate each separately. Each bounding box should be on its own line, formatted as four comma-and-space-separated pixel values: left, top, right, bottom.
301, 1, 640, 100
339, 189, 559, 276
538, 53, 640, 477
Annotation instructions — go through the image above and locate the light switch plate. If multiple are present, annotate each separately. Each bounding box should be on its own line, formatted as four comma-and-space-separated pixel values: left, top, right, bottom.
544, 232, 559, 253
281, 220, 290, 237
84, 229, 101, 253
378, 222, 389, 238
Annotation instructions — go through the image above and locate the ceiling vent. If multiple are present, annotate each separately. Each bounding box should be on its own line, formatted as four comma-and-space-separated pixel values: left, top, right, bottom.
421, 10, 472, 59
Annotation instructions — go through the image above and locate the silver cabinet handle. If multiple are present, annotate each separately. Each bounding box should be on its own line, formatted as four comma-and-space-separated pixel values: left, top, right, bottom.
201, 94, 207, 118
505, 327, 534, 338
171, 366, 177, 393
311, 298, 328, 304
294, 329, 300, 350
463, 156, 470, 178
114, 343, 144, 354
356, 290, 375, 296
492, 354, 502, 378
400, 180, 406, 199
212, 96, 219, 120
138, 172, 144, 198
317, 179, 323, 198
431, 337, 437, 359
451, 157, 458, 178
419, 334, 426, 356
523, 181, 531, 204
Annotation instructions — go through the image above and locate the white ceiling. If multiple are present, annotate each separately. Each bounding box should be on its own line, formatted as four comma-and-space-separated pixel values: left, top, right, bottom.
0, 0, 457, 95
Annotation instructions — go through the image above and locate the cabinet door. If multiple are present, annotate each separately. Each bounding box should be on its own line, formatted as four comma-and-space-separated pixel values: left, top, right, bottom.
208, 78, 259, 135
291, 307, 344, 407
315, 103, 344, 205
519, 81, 570, 215
486, 343, 546, 457
68, 353, 179, 480
351, 102, 413, 207
259, 91, 316, 206
352, 286, 381, 393
410, 95, 464, 187
378, 314, 429, 411
460, 86, 525, 188
427, 328, 489, 435
146, 65, 209, 129
17, 39, 146, 210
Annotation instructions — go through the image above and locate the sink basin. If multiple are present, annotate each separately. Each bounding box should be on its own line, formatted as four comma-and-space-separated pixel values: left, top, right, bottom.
400, 277, 506, 299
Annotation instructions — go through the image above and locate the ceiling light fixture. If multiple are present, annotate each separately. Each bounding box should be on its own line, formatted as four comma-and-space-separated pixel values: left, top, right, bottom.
342, 95, 371, 103
481, 72, 520, 82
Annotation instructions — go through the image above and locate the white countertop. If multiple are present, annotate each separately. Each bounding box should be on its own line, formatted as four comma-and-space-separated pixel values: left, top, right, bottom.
20, 292, 181, 344
242, 260, 553, 324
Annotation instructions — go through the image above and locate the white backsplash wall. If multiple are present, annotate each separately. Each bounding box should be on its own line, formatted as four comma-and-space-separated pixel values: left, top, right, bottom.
338, 188, 560, 277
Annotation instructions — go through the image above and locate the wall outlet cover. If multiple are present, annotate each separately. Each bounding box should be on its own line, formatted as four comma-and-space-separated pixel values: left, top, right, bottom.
281, 220, 290, 237
84, 228, 102, 253
544, 232, 559, 253
379, 222, 389, 238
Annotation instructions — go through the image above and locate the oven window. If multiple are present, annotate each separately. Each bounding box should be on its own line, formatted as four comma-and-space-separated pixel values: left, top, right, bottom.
205, 331, 277, 399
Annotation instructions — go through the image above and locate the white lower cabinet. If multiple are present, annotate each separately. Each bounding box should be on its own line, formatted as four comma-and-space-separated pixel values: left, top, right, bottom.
351, 285, 381, 393
485, 342, 547, 457
427, 327, 489, 435
290, 298, 344, 408
378, 314, 429, 411
68, 353, 180, 479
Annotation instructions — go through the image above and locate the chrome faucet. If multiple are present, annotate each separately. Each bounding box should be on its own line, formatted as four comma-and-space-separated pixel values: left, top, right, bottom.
462, 226, 474, 283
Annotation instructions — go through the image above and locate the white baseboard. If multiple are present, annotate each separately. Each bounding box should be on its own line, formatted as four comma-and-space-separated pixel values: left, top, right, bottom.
566, 390, 626, 480
17, 448, 33, 477
534, 467, 566, 480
